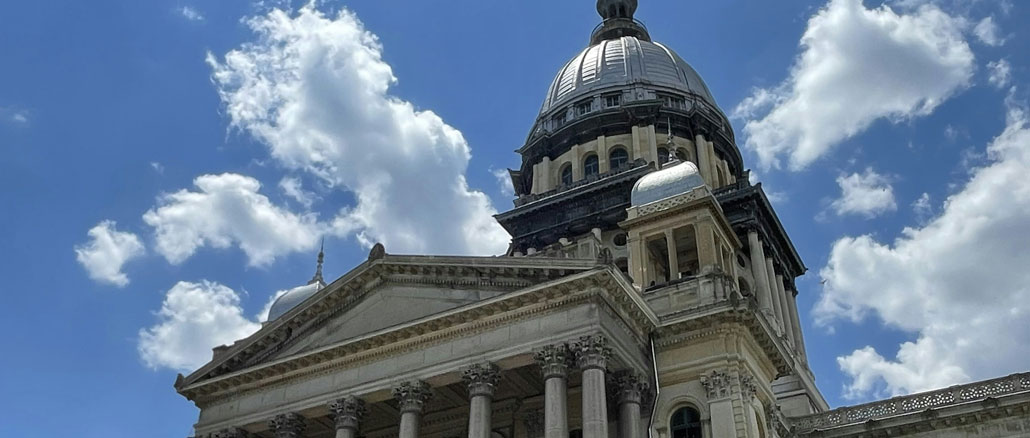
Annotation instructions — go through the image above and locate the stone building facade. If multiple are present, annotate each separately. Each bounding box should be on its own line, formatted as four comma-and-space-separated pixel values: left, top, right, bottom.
175, 1, 1030, 437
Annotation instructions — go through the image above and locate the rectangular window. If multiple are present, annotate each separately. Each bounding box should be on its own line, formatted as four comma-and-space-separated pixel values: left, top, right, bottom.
604, 93, 621, 108
575, 100, 593, 116
660, 93, 686, 109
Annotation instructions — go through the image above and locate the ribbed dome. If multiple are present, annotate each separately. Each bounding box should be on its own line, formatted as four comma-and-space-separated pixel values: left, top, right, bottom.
266, 283, 320, 322
631, 161, 706, 206
540, 36, 719, 116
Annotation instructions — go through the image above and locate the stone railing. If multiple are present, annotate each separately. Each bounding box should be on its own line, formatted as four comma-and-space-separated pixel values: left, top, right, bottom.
791, 372, 1030, 433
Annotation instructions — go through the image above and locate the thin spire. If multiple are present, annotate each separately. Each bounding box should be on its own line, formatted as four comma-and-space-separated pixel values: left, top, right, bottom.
309, 238, 324, 286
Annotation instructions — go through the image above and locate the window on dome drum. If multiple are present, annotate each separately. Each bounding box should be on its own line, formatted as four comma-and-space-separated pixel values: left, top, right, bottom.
584, 154, 599, 177
604, 93, 621, 108
560, 164, 573, 186
552, 112, 567, 129
575, 100, 593, 116
660, 93, 687, 110
609, 147, 629, 170
658, 147, 670, 164
671, 407, 703, 438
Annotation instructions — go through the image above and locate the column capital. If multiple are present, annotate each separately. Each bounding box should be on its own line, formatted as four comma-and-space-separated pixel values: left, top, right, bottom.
462, 362, 501, 399
739, 374, 757, 402
535, 343, 572, 379
329, 396, 366, 431
700, 370, 731, 400
572, 334, 611, 371
393, 380, 433, 414
611, 370, 648, 405
268, 413, 306, 438
212, 427, 250, 438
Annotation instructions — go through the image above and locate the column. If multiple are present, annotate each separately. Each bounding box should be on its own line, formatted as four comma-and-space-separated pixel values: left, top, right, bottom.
269, 413, 306, 438
632, 126, 643, 159
700, 371, 734, 438
535, 344, 571, 438
394, 380, 432, 438
613, 371, 647, 438
696, 222, 717, 272
521, 409, 545, 438
539, 157, 552, 192
597, 135, 609, 173
695, 134, 711, 183
788, 289, 807, 361
665, 229, 678, 281
572, 145, 584, 181
462, 362, 501, 438
572, 335, 611, 438
766, 258, 784, 334
747, 230, 773, 318
776, 274, 796, 348
329, 396, 366, 438
647, 124, 659, 164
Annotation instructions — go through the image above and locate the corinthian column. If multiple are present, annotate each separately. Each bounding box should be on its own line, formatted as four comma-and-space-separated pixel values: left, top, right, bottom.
535, 344, 571, 438
572, 335, 611, 438
613, 370, 648, 438
747, 230, 774, 319
269, 413, 306, 438
394, 380, 432, 438
463, 362, 501, 438
329, 396, 366, 438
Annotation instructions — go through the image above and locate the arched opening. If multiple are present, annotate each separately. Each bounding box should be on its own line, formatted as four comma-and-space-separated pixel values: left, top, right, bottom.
618, 5, 627, 17
584, 154, 599, 177
739, 277, 752, 297
644, 234, 671, 287
677, 147, 693, 164
559, 164, 573, 186
714, 166, 725, 188
658, 147, 670, 165
608, 5, 617, 18
609, 147, 629, 170
671, 407, 703, 438
672, 225, 699, 279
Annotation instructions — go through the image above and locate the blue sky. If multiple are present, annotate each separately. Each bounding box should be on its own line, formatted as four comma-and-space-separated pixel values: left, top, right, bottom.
1, 0, 1028, 436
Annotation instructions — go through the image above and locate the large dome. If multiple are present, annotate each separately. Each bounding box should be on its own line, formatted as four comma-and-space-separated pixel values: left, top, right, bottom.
540, 36, 720, 117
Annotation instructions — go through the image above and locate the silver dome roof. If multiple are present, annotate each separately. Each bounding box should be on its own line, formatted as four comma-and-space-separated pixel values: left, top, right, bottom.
631, 160, 706, 206
266, 283, 320, 322
540, 36, 719, 116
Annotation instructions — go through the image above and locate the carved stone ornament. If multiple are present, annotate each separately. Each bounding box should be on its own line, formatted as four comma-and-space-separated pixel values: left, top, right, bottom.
368, 242, 386, 261
329, 396, 367, 431
212, 427, 249, 438
596, 247, 614, 266
462, 362, 501, 399
393, 380, 433, 414
611, 370, 649, 405
268, 413, 306, 438
700, 370, 731, 400
572, 334, 612, 371
535, 343, 572, 379
739, 374, 757, 402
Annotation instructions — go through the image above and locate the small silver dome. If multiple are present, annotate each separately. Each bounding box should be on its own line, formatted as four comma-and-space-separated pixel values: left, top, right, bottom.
266, 283, 320, 322
631, 161, 706, 206
540, 36, 719, 116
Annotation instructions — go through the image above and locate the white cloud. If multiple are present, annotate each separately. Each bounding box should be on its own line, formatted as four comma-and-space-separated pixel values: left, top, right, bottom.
987, 59, 1011, 89
257, 289, 289, 323
735, 0, 975, 170
830, 168, 897, 218
150, 161, 165, 174
74, 220, 145, 287
279, 176, 316, 208
817, 102, 1030, 399
142, 173, 322, 266
206, 5, 509, 256
973, 16, 1004, 46
0, 106, 29, 125
911, 192, 933, 222
138, 281, 261, 371
179, 6, 204, 22
491, 168, 515, 197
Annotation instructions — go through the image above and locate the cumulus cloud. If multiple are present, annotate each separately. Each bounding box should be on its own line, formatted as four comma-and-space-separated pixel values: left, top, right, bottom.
987, 59, 1011, 89
973, 16, 1004, 46
911, 192, 933, 222
206, 6, 509, 256
142, 173, 322, 266
734, 0, 975, 170
279, 176, 316, 208
74, 221, 145, 287
491, 168, 515, 197
817, 102, 1030, 399
179, 6, 204, 22
138, 281, 261, 371
831, 168, 897, 218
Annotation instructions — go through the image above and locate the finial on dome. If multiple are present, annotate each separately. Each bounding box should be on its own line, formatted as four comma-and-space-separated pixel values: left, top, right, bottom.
308, 238, 324, 286
591, 0, 649, 44
597, 0, 638, 20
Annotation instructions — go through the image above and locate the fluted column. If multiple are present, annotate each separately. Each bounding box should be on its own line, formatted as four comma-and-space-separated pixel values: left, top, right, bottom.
329, 396, 366, 438
665, 229, 678, 281
788, 289, 807, 361
573, 335, 611, 438
394, 380, 432, 438
535, 344, 571, 438
765, 257, 784, 334
776, 274, 796, 348
747, 230, 774, 318
269, 413, 306, 438
613, 371, 647, 438
463, 362, 501, 438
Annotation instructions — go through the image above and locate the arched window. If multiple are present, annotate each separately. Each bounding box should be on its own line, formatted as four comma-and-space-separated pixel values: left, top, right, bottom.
677, 148, 692, 164
658, 147, 670, 165
671, 407, 703, 438
609, 147, 629, 170
560, 164, 573, 186
584, 154, 599, 177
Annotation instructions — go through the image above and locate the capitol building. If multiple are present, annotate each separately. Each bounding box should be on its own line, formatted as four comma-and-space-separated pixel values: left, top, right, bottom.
175, 1, 1030, 437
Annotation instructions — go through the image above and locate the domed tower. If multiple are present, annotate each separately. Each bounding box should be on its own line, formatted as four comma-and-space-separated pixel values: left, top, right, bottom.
496, 0, 824, 417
